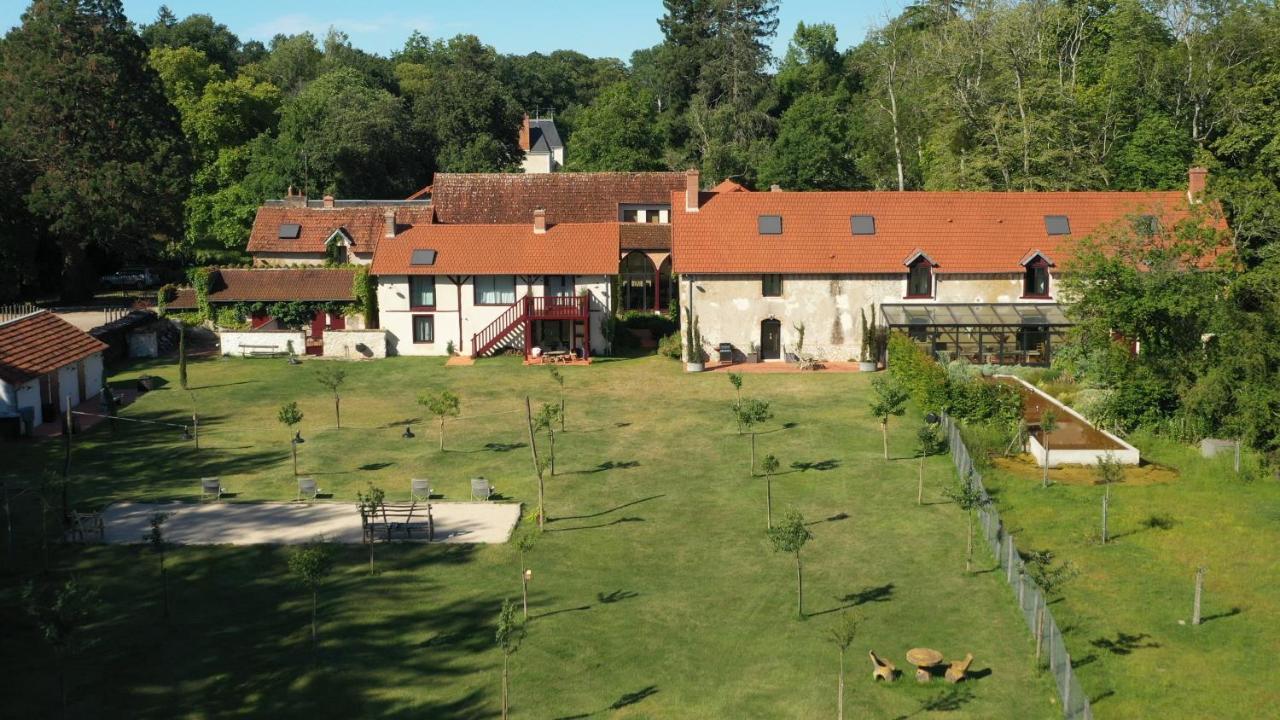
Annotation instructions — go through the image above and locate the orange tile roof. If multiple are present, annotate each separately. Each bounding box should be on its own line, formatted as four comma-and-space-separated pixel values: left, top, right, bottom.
208, 268, 357, 302
371, 222, 620, 276
0, 311, 107, 384
247, 205, 434, 254
619, 224, 672, 251
672, 190, 1226, 274
430, 172, 685, 224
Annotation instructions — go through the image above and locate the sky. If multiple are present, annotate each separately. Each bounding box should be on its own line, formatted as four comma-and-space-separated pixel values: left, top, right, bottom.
1, 0, 910, 60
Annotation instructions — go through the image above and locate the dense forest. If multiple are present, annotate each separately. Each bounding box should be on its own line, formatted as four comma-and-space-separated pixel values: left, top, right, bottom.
2, 0, 1280, 456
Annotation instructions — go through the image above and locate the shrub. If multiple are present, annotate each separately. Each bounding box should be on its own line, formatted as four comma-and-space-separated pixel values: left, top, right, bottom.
657, 332, 682, 360
214, 306, 248, 330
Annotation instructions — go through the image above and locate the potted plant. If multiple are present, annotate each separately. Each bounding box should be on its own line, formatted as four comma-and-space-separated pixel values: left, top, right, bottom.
747, 341, 760, 364
859, 306, 883, 372
684, 308, 705, 372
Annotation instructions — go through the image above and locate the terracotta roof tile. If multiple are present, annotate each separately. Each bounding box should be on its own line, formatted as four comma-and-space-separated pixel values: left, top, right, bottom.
371, 223, 619, 276
0, 311, 107, 384
165, 288, 199, 311
672, 190, 1226, 274
247, 205, 434, 254
430, 172, 686, 224
207, 269, 357, 302
619, 224, 672, 251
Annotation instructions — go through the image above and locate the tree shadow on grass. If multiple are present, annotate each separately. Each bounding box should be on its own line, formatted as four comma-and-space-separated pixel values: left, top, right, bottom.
379, 417, 421, 428
788, 459, 840, 472
1200, 606, 1243, 623
553, 495, 664, 522
567, 460, 640, 475
572, 422, 632, 434
596, 590, 638, 604
1091, 632, 1160, 655
358, 462, 393, 471
805, 512, 848, 525
188, 380, 257, 391
532, 604, 592, 620
809, 583, 895, 617
546, 516, 645, 533
891, 684, 975, 719
553, 685, 659, 720
482, 442, 526, 452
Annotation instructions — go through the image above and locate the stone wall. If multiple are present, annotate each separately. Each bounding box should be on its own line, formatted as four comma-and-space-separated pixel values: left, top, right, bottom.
323, 329, 387, 359
219, 330, 306, 357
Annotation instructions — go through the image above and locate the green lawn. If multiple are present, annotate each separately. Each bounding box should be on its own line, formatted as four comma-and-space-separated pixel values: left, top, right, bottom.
1, 354, 1059, 718
972, 430, 1280, 719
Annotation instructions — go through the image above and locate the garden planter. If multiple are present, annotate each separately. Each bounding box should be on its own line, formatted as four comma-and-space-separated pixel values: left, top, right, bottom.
859, 361, 878, 372
686, 361, 705, 372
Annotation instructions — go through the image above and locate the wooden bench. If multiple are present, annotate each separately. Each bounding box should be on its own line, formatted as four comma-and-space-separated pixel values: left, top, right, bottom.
362, 501, 433, 542
240, 344, 284, 358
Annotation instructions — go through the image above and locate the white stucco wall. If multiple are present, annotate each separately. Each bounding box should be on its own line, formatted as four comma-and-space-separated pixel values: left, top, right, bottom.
323, 330, 388, 359
377, 275, 610, 357
252, 253, 372, 267
56, 364, 81, 409
684, 272, 1053, 361
0, 379, 15, 415
521, 152, 554, 174
220, 330, 307, 356
83, 354, 104, 399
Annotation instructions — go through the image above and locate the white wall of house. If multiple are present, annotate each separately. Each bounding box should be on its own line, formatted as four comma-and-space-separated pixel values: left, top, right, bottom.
684, 272, 1049, 361
323, 330, 388, 359
57, 363, 81, 409
2, 379, 42, 426
83, 354, 104, 399
252, 252, 372, 267
377, 274, 611, 357
521, 152, 555, 174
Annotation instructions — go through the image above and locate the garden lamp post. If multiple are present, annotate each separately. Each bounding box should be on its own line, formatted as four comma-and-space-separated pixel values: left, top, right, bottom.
291, 431, 305, 477
522, 568, 533, 620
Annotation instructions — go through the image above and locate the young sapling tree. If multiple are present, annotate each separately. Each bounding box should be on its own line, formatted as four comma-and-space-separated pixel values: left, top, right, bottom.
515, 529, 537, 620
534, 403, 562, 476
869, 377, 909, 460
829, 612, 860, 720
1095, 451, 1124, 544
177, 323, 188, 390
768, 508, 813, 618
314, 364, 347, 428
548, 366, 566, 431
914, 424, 945, 505
734, 398, 774, 475
288, 541, 337, 651
356, 483, 385, 573
1023, 549, 1079, 665
22, 578, 96, 716
142, 512, 172, 619
418, 390, 461, 451
278, 401, 304, 476
728, 372, 744, 430
943, 472, 990, 573
495, 598, 525, 720
761, 454, 780, 529
1039, 410, 1058, 488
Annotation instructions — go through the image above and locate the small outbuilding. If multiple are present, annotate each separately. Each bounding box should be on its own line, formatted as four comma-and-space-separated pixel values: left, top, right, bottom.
0, 310, 108, 434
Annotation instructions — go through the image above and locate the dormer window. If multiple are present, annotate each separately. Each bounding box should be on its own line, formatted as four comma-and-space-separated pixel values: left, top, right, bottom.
1024, 258, 1051, 297
758, 215, 782, 234
906, 256, 934, 298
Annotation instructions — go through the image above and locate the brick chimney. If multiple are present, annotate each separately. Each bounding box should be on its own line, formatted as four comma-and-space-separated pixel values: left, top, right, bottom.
518, 115, 532, 152
533, 207, 547, 234
685, 168, 701, 213
1187, 166, 1208, 204
322, 195, 334, 208
770, 184, 782, 192
383, 209, 397, 238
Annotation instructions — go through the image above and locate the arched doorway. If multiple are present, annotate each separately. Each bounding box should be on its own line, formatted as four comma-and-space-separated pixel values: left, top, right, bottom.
620, 252, 657, 312
760, 318, 782, 360
658, 256, 674, 311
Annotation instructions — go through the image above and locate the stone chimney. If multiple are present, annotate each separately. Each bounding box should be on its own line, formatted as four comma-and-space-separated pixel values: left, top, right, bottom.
685, 168, 701, 213
1187, 166, 1208, 204
383, 209, 397, 238
770, 184, 782, 192
322, 195, 334, 208
518, 115, 532, 152
533, 207, 547, 234
284, 185, 307, 208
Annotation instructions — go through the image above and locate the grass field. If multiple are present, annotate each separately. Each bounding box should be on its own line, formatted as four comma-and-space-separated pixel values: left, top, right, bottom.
973, 433, 1280, 719
1, 354, 1060, 718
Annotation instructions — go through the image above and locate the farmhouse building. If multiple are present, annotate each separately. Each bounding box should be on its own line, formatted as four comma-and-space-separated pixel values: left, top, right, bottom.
0, 310, 107, 431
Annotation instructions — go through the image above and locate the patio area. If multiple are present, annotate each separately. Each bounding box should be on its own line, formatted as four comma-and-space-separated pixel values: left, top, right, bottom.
100, 501, 522, 545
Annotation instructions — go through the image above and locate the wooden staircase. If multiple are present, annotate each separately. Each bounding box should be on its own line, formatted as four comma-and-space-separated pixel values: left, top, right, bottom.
471, 296, 590, 358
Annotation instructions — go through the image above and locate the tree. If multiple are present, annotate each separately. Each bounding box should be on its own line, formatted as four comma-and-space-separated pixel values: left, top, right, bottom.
734, 398, 774, 475
278, 402, 304, 476
760, 93, 863, 190
943, 471, 990, 573
178, 324, 188, 390
0, 0, 191, 299
566, 82, 666, 171
495, 598, 525, 720
22, 578, 97, 716
524, 396, 548, 529
829, 612, 860, 720
1038, 410, 1058, 488
140, 8, 243, 73
418, 390, 461, 451
142, 512, 172, 620
287, 541, 337, 651
534, 403, 563, 476
728, 372, 744, 431
1095, 452, 1124, 544
1023, 549, 1078, 666
356, 483, 385, 573
314, 365, 347, 428
915, 424, 945, 505
761, 453, 780, 529
548, 366, 566, 432
514, 529, 537, 620
869, 378, 909, 460
767, 508, 813, 618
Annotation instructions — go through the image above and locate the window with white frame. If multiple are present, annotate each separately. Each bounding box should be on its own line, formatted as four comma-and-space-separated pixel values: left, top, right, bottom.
474, 275, 517, 305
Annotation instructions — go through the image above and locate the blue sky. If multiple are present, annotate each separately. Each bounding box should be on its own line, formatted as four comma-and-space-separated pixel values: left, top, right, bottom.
2, 0, 909, 60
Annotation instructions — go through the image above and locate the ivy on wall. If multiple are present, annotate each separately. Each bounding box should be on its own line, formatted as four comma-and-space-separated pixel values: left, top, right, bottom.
352, 265, 377, 327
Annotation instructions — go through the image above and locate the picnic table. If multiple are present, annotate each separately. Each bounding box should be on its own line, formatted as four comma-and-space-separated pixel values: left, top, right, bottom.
906, 647, 944, 682
542, 350, 571, 364
360, 501, 433, 542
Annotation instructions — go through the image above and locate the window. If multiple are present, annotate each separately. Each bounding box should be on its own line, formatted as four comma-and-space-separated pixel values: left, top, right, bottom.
409, 276, 435, 308
907, 259, 933, 298
474, 275, 516, 305
758, 215, 783, 234
762, 274, 783, 297
1023, 259, 1050, 297
410, 249, 437, 266
278, 223, 301, 239
412, 315, 434, 343
1044, 215, 1071, 236
850, 215, 876, 235
620, 252, 657, 312
545, 275, 574, 297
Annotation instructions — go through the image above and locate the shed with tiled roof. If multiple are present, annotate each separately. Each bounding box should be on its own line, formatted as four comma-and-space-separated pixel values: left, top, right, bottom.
0, 311, 108, 431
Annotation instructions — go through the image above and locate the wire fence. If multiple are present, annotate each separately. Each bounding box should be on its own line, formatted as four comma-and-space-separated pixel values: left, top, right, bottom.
941, 412, 1092, 720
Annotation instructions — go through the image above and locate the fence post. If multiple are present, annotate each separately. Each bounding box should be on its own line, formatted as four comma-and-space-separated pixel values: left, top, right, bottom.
1007, 535, 1015, 583
1018, 568, 1025, 606
1192, 567, 1206, 625
1063, 666, 1071, 712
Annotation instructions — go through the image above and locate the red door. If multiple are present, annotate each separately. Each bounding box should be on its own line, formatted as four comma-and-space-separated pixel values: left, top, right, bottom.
329, 313, 346, 330
307, 313, 325, 355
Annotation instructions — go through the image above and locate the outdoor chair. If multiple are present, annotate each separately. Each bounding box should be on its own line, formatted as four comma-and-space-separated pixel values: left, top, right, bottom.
471, 477, 495, 500
201, 477, 226, 501
945, 653, 974, 684
65, 511, 104, 543
297, 476, 321, 502
410, 478, 432, 502
869, 650, 897, 682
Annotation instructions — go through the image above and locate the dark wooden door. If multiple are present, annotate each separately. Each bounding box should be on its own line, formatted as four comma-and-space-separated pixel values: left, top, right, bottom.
761, 319, 781, 360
